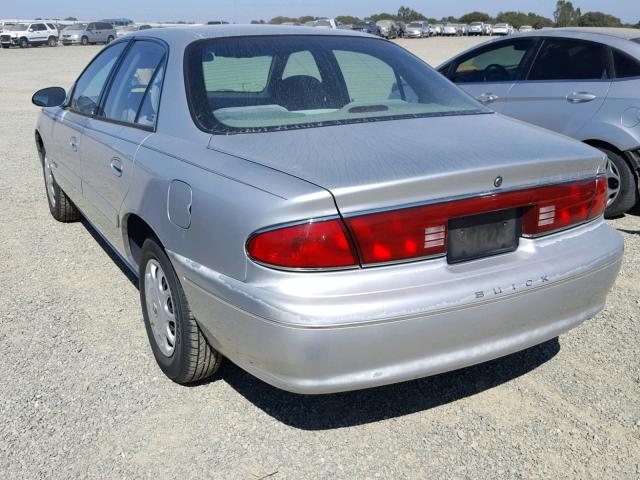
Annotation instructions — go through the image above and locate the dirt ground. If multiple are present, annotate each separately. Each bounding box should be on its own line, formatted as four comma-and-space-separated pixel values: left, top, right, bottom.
0, 36, 639, 479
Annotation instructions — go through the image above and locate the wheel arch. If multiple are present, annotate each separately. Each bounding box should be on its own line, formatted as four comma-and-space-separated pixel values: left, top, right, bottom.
34, 130, 45, 164
582, 139, 639, 173
122, 212, 165, 271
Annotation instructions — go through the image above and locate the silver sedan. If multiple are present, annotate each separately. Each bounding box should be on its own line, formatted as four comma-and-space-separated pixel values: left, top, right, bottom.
32, 26, 623, 394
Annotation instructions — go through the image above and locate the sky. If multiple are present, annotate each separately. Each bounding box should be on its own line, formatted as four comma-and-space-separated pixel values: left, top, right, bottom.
2, 0, 638, 24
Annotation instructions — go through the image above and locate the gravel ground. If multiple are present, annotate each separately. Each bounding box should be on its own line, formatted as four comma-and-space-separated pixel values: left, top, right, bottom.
0, 37, 639, 480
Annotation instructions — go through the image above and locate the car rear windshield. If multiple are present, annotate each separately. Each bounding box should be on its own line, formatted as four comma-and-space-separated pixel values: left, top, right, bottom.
185, 35, 487, 134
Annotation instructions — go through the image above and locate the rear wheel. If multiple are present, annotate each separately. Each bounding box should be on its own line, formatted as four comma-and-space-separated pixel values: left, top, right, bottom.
42, 154, 81, 222
595, 146, 638, 218
139, 238, 222, 384
47, 36, 57, 47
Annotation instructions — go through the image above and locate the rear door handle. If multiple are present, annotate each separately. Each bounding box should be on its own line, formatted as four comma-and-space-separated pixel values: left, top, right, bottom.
477, 93, 499, 103
69, 136, 78, 152
110, 157, 123, 177
566, 92, 597, 103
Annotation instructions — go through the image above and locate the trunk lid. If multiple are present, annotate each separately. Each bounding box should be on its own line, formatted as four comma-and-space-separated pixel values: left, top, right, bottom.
208, 113, 604, 215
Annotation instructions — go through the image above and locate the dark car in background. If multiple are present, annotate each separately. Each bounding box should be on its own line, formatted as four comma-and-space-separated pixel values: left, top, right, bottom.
352, 20, 380, 36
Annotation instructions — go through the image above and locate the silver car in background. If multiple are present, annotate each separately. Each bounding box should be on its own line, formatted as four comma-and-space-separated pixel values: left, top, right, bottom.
405, 21, 430, 38
32, 26, 622, 394
439, 27, 640, 217
61, 22, 116, 45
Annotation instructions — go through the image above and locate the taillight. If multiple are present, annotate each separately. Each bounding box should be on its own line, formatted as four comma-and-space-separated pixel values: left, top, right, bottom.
246, 218, 357, 269
345, 176, 607, 265
248, 177, 607, 270
521, 176, 607, 235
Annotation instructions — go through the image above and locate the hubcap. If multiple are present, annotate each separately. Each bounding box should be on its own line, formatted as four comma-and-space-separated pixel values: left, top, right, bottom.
605, 157, 621, 207
145, 259, 177, 357
43, 156, 56, 207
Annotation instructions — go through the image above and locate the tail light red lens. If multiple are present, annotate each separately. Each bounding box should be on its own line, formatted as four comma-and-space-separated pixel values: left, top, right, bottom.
248, 177, 607, 269
247, 219, 357, 269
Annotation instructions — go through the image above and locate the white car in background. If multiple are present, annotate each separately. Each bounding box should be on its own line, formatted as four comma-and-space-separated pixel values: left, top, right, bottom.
405, 21, 429, 38
468, 22, 485, 36
442, 23, 459, 36
493, 23, 511, 35
519, 25, 534, 33
1, 22, 58, 48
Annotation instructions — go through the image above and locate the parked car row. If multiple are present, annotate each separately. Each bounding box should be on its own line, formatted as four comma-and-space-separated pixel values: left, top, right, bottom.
0, 20, 145, 48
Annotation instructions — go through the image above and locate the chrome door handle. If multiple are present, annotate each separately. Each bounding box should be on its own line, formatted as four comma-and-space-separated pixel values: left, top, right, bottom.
566, 92, 597, 103
110, 157, 123, 177
69, 137, 78, 152
477, 93, 499, 103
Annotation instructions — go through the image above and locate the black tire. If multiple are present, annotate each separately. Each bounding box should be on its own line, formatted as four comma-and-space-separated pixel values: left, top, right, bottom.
106, 35, 114, 44
41, 152, 81, 222
139, 238, 222, 384
1, 45, 9, 49
81, 36, 88, 46
48, 36, 57, 47
595, 146, 638, 218
19, 37, 29, 48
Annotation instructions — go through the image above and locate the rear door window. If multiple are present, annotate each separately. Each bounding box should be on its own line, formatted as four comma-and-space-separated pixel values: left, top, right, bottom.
613, 49, 640, 78
528, 38, 609, 81
70, 42, 127, 115
450, 39, 536, 83
101, 40, 166, 125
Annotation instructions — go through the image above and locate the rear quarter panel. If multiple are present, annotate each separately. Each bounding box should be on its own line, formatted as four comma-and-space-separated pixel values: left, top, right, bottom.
121, 133, 339, 281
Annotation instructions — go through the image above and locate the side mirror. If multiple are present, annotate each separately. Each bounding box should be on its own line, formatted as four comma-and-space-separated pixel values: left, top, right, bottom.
32, 87, 67, 107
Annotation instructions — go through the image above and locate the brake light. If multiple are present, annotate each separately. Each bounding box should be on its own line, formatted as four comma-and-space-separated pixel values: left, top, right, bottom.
246, 219, 357, 269
345, 177, 607, 265
247, 177, 606, 270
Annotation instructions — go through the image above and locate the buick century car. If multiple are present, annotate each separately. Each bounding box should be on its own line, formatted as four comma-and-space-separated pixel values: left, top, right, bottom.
32, 26, 623, 394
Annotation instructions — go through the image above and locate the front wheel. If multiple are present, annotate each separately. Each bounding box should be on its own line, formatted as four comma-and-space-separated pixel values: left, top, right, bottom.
596, 146, 638, 217
139, 238, 222, 384
19, 38, 29, 48
106, 35, 114, 44
81, 36, 88, 46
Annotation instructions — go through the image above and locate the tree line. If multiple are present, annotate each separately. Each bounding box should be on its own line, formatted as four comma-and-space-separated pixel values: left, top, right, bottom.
256, 1, 639, 29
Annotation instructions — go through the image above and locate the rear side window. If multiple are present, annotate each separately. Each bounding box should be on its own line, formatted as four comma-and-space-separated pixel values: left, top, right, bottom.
202, 55, 273, 93
101, 41, 166, 125
451, 39, 535, 83
528, 38, 609, 81
613, 49, 640, 78
334, 50, 396, 101
282, 51, 321, 81
70, 42, 127, 115
46, 23, 55, 30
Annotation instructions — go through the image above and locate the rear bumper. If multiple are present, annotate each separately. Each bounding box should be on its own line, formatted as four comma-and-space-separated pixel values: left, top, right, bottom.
170, 220, 623, 394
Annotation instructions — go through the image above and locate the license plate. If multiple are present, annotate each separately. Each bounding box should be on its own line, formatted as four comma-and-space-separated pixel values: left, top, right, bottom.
447, 209, 520, 264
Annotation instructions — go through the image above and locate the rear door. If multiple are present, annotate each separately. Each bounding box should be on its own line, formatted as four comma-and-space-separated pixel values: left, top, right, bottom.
502, 37, 612, 137
441, 37, 539, 111
80, 39, 166, 239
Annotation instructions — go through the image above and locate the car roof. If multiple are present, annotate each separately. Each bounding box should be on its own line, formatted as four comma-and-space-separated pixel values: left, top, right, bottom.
535, 27, 640, 41
124, 24, 371, 44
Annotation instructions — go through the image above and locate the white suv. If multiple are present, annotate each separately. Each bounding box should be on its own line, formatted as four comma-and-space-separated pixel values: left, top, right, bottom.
1, 22, 58, 48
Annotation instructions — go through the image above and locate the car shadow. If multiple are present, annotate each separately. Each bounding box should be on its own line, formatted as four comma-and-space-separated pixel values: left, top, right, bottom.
217, 338, 560, 430
80, 218, 138, 287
